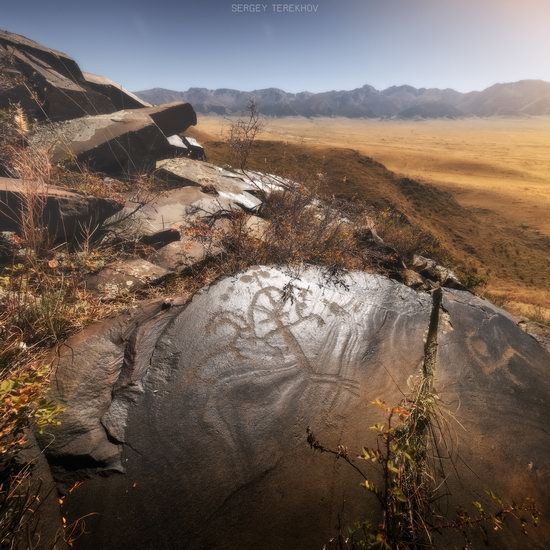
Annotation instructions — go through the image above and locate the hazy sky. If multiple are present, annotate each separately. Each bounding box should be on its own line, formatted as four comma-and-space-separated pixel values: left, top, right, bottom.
2, 0, 550, 93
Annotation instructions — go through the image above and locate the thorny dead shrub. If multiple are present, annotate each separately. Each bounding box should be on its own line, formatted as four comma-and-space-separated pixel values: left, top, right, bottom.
202, 185, 376, 278
226, 98, 264, 171
181, 168, 414, 293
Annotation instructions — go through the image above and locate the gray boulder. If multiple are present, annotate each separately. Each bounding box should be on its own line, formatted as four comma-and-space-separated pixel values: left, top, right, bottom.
153, 230, 226, 273
155, 157, 263, 211
115, 185, 249, 244
41, 266, 550, 550
0, 176, 122, 244
411, 254, 465, 289
29, 103, 197, 173
86, 258, 173, 298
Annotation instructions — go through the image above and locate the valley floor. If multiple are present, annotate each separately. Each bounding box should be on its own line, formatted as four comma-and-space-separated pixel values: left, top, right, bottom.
196, 115, 550, 321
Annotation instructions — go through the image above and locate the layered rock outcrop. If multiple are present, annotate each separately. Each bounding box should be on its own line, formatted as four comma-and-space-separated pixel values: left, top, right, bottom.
1, 31, 197, 175
0, 30, 149, 122
86, 166, 286, 291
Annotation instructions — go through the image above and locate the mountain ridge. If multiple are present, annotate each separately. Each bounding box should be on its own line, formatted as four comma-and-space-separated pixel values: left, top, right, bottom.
135, 80, 550, 119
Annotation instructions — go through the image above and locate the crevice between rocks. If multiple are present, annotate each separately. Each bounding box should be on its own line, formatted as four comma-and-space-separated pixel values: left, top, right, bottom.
422, 286, 443, 384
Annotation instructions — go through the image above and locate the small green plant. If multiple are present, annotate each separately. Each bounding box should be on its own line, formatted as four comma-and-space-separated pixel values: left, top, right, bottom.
457, 268, 489, 292
0, 363, 63, 457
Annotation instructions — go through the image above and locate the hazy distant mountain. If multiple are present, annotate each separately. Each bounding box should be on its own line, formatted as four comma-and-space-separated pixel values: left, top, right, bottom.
136, 80, 550, 119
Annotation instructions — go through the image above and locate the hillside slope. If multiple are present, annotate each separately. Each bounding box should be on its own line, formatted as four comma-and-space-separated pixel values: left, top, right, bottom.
198, 135, 550, 319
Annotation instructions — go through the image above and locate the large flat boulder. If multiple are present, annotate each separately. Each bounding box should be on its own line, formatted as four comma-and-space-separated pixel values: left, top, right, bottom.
86, 258, 173, 298
0, 30, 149, 122
29, 103, 197, 173
41, 266, 550, 549
116, 185, 250, 244
155, 157, 262, 211
0, 176, 122, 244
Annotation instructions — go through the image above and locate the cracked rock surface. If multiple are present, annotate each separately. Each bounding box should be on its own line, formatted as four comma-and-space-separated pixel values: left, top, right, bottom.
42, 266, 550, 550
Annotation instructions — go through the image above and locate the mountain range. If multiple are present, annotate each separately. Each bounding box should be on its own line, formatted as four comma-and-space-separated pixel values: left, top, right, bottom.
135, 80, 550, 119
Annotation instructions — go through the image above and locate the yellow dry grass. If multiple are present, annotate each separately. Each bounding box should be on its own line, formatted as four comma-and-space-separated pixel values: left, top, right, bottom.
196, 115, 550, 322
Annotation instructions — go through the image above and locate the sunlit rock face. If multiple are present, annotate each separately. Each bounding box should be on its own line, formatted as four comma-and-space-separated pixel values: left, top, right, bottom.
28, 103, 197, 174
43, 266, 550, 550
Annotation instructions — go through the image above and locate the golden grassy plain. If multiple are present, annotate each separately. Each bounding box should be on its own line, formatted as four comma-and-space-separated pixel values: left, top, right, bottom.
194, 116, 550, 322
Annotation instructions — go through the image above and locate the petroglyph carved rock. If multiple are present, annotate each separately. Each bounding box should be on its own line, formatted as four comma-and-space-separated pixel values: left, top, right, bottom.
42, 266, 550, 550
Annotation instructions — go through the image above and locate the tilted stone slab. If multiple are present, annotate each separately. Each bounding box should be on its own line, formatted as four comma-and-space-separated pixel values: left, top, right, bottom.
115, 186, 247, 244
0, 30, 83, 82
144, 102, 197, 137
236, 169, 296, 193
1, 30, 115, 121
0, 176, 122, 244
29, 103, 197, 173
155, 157, 262, 211
41, 266, 550, 549
8, 47, 115, 122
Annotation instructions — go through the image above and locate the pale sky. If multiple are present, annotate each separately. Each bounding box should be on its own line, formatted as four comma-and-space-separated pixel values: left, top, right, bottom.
2, 0, 550, 93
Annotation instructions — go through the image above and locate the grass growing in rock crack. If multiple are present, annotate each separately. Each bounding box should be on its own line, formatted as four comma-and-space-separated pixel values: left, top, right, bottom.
307, 289, 540, 549
307, 389, 539, 549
